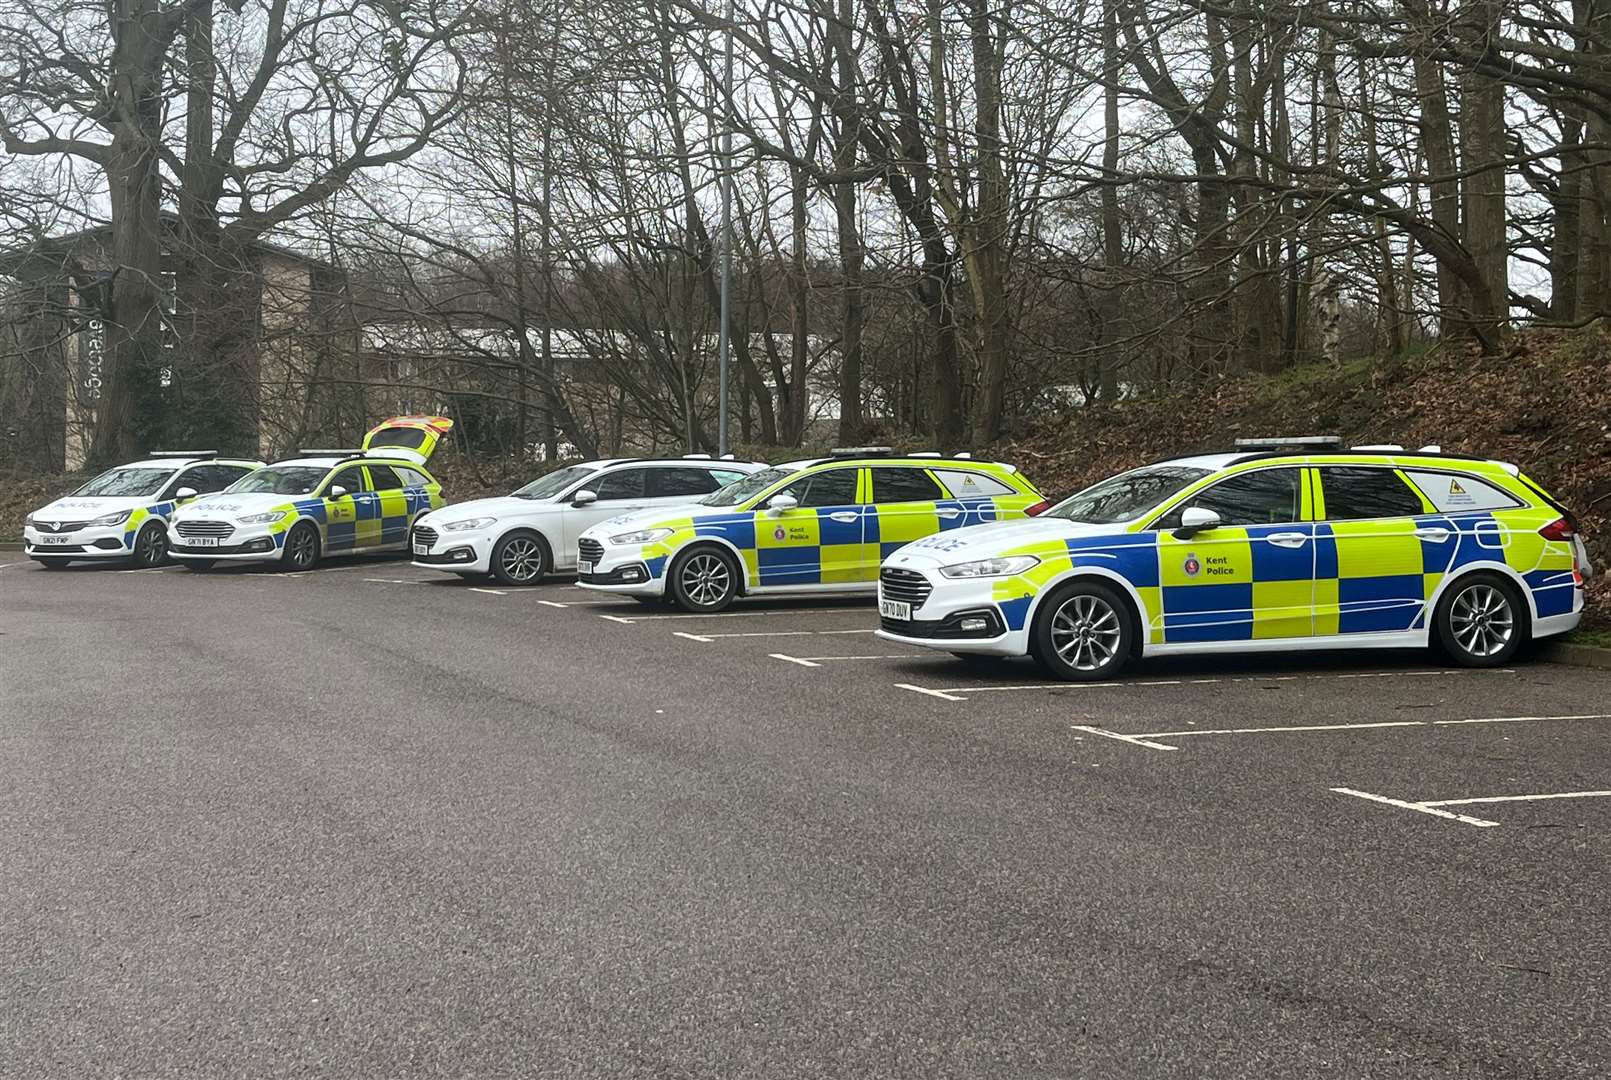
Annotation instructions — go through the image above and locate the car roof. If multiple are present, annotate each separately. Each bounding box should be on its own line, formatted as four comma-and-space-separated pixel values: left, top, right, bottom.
119, 456, 263, 470
794, 455, 1020, 472
1149, 450, 1515, 474
578, 457, 768, 469
270, 454, 424, 469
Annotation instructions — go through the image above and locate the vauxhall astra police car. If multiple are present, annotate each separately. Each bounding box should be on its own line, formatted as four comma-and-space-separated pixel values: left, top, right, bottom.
23, 453, 264, 569
410, 456, 767, 586
877, 437, 1591, 679
576, 450, 1049, 611
166, 416, 450, 571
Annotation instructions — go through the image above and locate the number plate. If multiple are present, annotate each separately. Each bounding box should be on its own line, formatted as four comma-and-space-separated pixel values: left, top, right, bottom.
37, 535, 71, 546
187, 537, 221, 548
879, 598, 911, 621
413, 542, 428, 556
578, 560, 594, 575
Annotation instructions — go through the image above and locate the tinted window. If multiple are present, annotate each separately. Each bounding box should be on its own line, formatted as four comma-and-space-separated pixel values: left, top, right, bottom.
327, 467, 367, 496
648, 468, 719, 497
1322, 467, 1423, 520
871, 467, 943, 503
782, 468, 860, 508
1157, 468, 1301, 528
367, 464, 404, 491
369, 426, 428, 450
74, 468, 173, 498
594, 468, 647, 500
229, 467, 325, 495
933, 469, 1014, 498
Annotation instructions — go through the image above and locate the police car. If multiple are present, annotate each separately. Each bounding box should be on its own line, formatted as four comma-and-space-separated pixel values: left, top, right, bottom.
166, 416, 450, 571
877, 437, 1592, 679
410, 456, 767, 586
576, 449, 1049, 611
23, 452, 265, 569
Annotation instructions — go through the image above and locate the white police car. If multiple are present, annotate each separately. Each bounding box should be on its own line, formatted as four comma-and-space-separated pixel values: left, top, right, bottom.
23, 453, 264, 569
410, 456, 766, 585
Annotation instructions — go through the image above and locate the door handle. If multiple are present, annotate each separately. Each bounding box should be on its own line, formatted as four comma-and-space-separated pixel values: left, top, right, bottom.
1266, 532, 1309, 549
936, 508, 962, 519
829, 512, 859, 523
1414, 527, 1451, 542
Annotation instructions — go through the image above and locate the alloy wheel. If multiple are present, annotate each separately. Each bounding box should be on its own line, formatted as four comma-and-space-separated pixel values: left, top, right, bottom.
287, 529, 317, 570
499, 537, 544, 583
1049, 593, 1123, 672
136, 525, 166, 566
681, 552, 731, 607
1449, 582, 1514, 658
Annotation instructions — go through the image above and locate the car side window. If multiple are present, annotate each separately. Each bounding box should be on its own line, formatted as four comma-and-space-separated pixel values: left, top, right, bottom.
1321, 467, 1423, 520
397, 467, 431, 488
648, 468, 720, 497
932, 469, 1014, 498
213, 466, 254, 490
871, 467, 944, 503
327, 467, 367, 497
1155, 468, 1301, 529
782, 469, 861, 508
594, 468, 648, 500
366, 464, 404, 492
710, 469, 747, 487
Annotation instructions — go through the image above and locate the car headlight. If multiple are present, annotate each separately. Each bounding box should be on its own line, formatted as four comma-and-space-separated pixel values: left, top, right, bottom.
89, 510, 131, 527
609, 527, 674, 545
239, 511, 286, 524
441, 517, 496, 531
938, 555, 1041, 578
23, 512, 35, 527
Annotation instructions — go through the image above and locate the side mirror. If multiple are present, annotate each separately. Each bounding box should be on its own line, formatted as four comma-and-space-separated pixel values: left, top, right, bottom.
330, 485, 349, 499
174, 487, 198, 501
1174, 506, 1221, 539
766, 493, 799, 514
571, 488, 598, 506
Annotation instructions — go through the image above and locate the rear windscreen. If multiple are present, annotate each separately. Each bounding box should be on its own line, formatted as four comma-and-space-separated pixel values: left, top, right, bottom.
371, 427, 428, 450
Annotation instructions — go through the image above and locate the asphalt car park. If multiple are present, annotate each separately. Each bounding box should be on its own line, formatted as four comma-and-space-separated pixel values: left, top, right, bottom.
3, 554, 1608, 1077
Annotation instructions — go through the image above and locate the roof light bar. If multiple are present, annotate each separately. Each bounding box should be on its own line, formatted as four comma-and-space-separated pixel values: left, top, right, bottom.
829, 446, 895, 457
149, 449, 220, 458
296, 448, 366, 456
1233, 436, 1345, 451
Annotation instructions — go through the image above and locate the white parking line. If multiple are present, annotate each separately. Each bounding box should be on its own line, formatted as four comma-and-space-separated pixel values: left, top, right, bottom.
1080, 713, 1611, 753
469, 587, 508, 596
672, 628, 878, 644
786, 654, 924, 663
1423, 790, 1611, 807
1069, 725, 1181, 751
895, 667, 1518, 700
363, 577, 427, 586
893, 683, 966, 702
771, 654, 821, 668
600, 607, 867, 625
1331, 788, 1502, 828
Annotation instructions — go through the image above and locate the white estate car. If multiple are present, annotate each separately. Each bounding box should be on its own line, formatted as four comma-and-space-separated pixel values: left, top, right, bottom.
23, 453, 265, 569
410, 456, 767, 586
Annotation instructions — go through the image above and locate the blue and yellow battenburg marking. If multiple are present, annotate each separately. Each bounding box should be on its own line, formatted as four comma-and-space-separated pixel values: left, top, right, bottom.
256, 484, 441, 552
985, 461, 1577, 644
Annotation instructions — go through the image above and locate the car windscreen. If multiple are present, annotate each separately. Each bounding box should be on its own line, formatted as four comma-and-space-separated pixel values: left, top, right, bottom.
73, 467, 174, 498
225, 466, 328, 496
1044, 466, 1213, 525
700, 466, 799, 507
513, 465, 598, 500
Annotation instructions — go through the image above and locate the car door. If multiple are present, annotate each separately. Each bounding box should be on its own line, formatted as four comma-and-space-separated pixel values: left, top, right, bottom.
757, 466, 865, 585
322, 466, 368, 551
1152, 466, 1313, 642
868, 466, 955, 563
1313, 466, 1434, 635
364, 463, 412, 549
559, 467, 655, 553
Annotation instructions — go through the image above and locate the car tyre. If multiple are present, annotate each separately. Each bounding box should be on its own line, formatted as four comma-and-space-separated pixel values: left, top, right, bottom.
130, 521, 169, 568
1030, 579, 1133, 682
281, 522, 321, 572
668, 545, 739, 612
489, 530, 549, 587
1434, 571, 1527, 668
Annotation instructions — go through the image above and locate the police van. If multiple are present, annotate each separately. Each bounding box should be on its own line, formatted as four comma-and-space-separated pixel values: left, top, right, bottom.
877, 438, 1591, 678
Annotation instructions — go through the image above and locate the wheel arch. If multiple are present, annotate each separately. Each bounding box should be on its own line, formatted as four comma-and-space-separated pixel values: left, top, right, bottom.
1428, 561, 1536, 639
670, 535, 750, 594
1023, 565, 1150, 658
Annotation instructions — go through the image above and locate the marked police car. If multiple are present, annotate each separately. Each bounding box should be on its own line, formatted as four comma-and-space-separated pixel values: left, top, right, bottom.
410, 455, 767, 586
576, 449, 1049, 611
166, 416, 450, 571
23, 452, 264, 569
877, 437, 1592, 679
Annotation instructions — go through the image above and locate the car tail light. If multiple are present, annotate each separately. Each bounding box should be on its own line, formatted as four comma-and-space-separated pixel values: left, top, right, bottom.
1539, 517, 1576, 541
1025, 500, 1051, 517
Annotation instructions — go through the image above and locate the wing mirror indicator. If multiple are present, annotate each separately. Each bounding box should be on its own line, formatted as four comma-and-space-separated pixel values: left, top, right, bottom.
766, 493, 799, 514
1173, 506, 1221, 540
572, 488, 598, 506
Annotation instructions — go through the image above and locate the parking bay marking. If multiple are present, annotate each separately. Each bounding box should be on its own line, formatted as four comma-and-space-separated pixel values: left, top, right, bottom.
895, 667, 1518, 702
1070, 713, 1611, 752
771, 653, 924, 667
673, 628, 878, 644
600, 608, 870, 625
1332, 787, 1611, 828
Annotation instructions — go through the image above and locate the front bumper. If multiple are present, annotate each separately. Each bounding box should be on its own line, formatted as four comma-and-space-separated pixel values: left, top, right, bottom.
574, 541, 666, 596
23, 523, 135, 559
411, 527, 494, 574
167, 523, 282, 563
873, 566, 1032, 657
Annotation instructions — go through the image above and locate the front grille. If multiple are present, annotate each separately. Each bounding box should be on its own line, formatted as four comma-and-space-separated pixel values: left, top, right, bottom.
412, 526, 439, 548
578, 538, 605, 563
32, 520, 88, 534
176, 520, 234, 539
880, 567, 933, 608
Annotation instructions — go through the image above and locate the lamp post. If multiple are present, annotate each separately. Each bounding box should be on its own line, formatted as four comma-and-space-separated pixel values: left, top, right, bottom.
716, 0, 735, 457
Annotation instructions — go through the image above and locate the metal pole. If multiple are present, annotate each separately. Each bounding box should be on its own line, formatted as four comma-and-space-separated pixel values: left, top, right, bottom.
716, 0, 734, 457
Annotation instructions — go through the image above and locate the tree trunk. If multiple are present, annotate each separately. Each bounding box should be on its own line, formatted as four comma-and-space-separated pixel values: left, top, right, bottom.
966, 0, 1010, 444
1458, 0, 1507, 347
831, 0, 864, 445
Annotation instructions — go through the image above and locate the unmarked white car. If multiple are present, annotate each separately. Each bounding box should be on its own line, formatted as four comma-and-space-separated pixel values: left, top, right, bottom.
24, 453, 264, 569
410, 457, 766, 586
